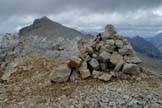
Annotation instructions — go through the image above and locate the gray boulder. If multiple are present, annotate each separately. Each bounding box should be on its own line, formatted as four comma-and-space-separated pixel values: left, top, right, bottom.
122, 63, 140, 75
49, 64, 71, 83
99, 51, 111, 62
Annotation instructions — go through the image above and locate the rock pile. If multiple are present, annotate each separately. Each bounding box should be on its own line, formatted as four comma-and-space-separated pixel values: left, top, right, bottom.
50, 24, 142, 83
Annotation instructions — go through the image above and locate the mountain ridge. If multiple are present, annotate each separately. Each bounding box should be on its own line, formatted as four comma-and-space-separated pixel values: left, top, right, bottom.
146, 32, 162, 53
128, 36, 162, 59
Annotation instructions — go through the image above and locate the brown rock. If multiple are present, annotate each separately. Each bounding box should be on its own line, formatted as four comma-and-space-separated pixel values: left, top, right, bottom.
68, 56, 82, 68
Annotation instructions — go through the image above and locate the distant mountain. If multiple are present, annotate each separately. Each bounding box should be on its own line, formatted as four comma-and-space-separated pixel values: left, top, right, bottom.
128, 36, 162, 59
19, 16, 86, 39
17, 17, 92, 60
146, 33, 162, 53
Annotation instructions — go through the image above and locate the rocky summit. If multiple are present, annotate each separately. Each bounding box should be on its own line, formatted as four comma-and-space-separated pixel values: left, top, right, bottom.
0, 18, 162, 108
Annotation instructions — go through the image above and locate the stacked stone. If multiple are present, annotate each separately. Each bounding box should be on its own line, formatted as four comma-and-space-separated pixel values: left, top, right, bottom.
50, 24, 142, 83
67, 24, 142, 81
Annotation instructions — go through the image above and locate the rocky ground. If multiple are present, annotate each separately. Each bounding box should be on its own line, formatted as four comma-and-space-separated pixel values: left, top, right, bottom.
0, 20, 162, 108
0, 58, 162, 108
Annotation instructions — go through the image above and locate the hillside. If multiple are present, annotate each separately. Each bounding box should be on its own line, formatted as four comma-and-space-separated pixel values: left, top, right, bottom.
0, 25, 162, 108
136, 52, 162, 74
128, 36, 162, 59
0, 20, 162, 108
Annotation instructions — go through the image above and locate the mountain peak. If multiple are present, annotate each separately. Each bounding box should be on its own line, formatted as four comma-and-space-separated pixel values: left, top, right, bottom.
32, 16, 61, 27
18, 16, 84, 38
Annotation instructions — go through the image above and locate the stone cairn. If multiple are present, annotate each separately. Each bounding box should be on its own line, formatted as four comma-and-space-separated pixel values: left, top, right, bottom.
50, 24, 142, 83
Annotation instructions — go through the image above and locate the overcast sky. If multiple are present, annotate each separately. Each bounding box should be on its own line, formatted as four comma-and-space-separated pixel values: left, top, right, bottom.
0, 0, 162, 37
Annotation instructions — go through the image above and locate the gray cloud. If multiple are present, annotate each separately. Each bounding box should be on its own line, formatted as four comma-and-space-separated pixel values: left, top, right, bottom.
0, 0, 162, 37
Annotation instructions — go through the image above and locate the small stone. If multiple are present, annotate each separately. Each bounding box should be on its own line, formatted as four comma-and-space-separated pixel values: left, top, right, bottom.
100, 63, 108, 71
92, 70, 102, 79
115, 39, 124, 48
100, 45, 114, 53
49, 65, 71, 83
99, 73, 112, 82
99, 51, 111, 62
89, 58, 100, 70
79, 61, 91, 79
105, 24, 117, 36
105, 40, 115, 46
80, 69, 91, 79
85, 46, 93, 55
67, 56, 82, 68
92, 54, 98, 58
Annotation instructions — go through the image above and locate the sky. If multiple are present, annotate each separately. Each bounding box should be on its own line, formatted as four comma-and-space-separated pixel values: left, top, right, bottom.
0, 0, 162, 37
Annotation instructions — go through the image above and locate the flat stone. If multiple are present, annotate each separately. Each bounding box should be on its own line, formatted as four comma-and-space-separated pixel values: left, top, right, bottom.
119, 44, 134, 56
105, 39, 115, 46
99, 73, 112, 82
49, 64, 71, 83
100, 45, 114, 53
126, 57, 142, 64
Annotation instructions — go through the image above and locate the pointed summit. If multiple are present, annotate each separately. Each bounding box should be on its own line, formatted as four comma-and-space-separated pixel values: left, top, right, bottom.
18, 16, 84, 38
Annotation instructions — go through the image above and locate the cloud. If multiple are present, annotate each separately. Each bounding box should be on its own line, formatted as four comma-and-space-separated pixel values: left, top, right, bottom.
0, 0, 162, 37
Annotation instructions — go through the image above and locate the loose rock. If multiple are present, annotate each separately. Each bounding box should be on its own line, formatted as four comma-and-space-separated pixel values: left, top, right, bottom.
89, 58, 100, 70
49, 64, 71, 83
67, 56, 82, 68
79, 61, 91, 79
99, 73, 112, 82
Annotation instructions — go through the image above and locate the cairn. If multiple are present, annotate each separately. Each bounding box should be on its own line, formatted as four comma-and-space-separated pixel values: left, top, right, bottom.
67, 24, 142, 82
50, 24, 142, 83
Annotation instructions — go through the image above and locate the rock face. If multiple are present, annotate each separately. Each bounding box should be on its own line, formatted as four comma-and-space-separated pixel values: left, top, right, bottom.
65, 24, 142, 82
